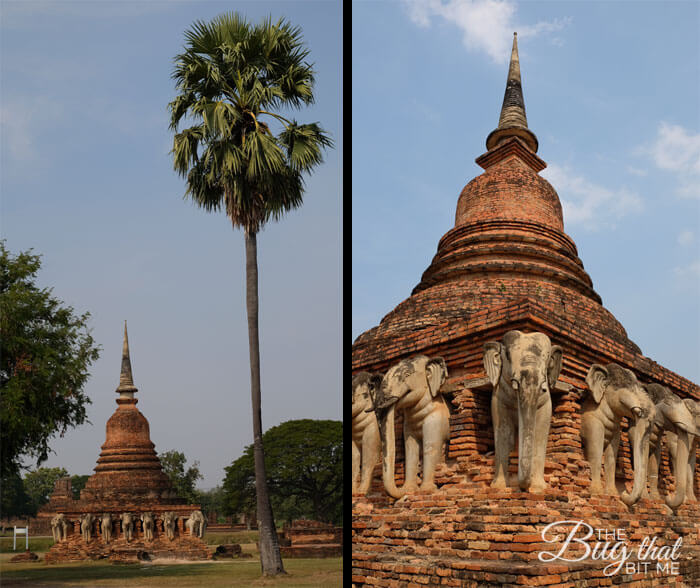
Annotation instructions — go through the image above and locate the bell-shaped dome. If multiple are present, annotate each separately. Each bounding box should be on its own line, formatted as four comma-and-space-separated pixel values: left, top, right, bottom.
353, 34, 641, 364
79, 323, 183, 504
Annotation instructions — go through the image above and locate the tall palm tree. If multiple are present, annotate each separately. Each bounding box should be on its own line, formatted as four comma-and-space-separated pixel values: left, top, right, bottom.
169, 13, 332, 576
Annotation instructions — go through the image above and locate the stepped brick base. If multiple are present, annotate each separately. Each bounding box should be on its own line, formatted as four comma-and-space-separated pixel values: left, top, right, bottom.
280, 543, 343, 558
278, 520, 343, 558
44, 532, 211, 563
352, 467, 700, 587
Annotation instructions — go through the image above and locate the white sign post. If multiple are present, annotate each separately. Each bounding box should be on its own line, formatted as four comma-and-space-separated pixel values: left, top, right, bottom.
13, 526, 28, 551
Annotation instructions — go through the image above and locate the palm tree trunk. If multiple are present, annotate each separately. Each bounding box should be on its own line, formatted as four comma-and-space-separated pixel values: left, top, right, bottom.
244, 230, 285, 576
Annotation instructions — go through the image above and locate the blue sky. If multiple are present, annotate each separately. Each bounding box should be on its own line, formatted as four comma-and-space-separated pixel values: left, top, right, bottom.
353, 1, 700, 384
1, 0, 341, 489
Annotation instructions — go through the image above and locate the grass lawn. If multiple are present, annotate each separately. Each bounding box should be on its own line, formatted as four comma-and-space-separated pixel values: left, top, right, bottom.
0, 531, 342, 587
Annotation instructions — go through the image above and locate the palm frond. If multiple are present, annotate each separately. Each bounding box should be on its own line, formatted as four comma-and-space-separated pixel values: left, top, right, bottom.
170, 11, 333, 232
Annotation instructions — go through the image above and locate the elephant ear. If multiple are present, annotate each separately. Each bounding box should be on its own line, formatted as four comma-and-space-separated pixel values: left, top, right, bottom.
483, 342, 503, 386
683, 398, 700, 417
547, 345, 563, 390
585, 364, 608, 405
426, 357, 447, 397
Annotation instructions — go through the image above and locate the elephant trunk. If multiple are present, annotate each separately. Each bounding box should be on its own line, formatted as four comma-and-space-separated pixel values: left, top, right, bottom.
379, 404, 406, 499
517, 398, 537, 490
666, 431, 690, 509
621, 422, 649, 506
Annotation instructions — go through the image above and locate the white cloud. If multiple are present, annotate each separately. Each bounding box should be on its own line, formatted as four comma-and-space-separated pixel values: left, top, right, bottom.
626, 166, 648, 177
646, 122, 700, 198
673, 260, 700, 282
542, 163, 643, 230
677, 230, 695, 247
0, 98, 64, 164
404, 0, 571, 63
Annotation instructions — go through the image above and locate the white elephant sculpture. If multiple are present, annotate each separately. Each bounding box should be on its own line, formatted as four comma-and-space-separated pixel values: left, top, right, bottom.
581, 364, 656, 505
120, 512, 134, 542
100, 513, 113, 543
186, 510, 206, 538
484, 330, 562, 492
644, 384, 700, 508
51, 513, 68, 543
162, 511, 177, 541
372, 355, 449, 498
352, 372, 382, 495
80, 513, 95, 543
141, 512, 155, 542
666, 398, 700, 504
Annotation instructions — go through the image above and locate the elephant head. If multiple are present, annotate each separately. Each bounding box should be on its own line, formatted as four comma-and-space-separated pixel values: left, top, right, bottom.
586, 364, 656, 505
484, 330, 562, 491
645, 384, 700, 508
375, 355, 449, 499
352, 372, 382, 419
351, 372, 383, 495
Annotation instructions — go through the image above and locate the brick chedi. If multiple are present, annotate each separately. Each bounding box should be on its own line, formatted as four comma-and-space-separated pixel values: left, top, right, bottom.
352, 34, 700, 587
79, 322, 178, 504
40, 323, 210, 563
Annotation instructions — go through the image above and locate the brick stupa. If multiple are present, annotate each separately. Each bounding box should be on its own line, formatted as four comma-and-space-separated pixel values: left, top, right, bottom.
40, 323, 210, 562
352, 34, 700, 587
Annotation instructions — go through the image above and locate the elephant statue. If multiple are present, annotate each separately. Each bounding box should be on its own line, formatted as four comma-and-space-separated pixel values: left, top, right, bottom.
51, 514, 68, 543
483, 330, 563, 492
162, 511, 177, 541
80, 513, 95, 543
372, 355, 449, 498
100, 513, 113, 544
581, 363, 656, 505
352, 372, 382, 495
683, 398, 700, 501
120, 512, 134, 542
186, 510, 206, 538
644, 384, 700, 508
141, 512, 155, 542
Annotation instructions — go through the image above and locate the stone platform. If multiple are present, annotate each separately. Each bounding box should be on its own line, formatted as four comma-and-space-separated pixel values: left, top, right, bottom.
44, 513, 211, 563
352, 459, 700, 587
279, 520, 343, 558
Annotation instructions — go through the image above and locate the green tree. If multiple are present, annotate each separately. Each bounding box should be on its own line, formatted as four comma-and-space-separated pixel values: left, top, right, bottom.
222, 420, 342, 526
70, 474, 90, 500
169, 13, 332, 576
195, 485, 227, 519
0, 242, 100, 479
22, 466, 68, 510
159, 450, 202, 504
0, 472, 35, 518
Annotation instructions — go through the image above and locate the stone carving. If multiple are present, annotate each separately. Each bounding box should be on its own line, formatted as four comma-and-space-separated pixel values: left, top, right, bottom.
581, 364, 656, 505
483, 330, 563, 492
186, 510, 206, 538
100, 513, 113, 543
50, 513, 68, 543
120, 512, 134, 542
372, 355, 449, 498
80, 513, 95, 543
352, 372, 382, 495
644, 384, 700, 507
682, 399, 700, 502
162, 511, 177, 541
141, 512, 155, 542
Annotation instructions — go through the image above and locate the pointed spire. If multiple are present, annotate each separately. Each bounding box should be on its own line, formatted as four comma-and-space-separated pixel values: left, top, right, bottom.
486, 32, 539, 153
116, 320, 138, 397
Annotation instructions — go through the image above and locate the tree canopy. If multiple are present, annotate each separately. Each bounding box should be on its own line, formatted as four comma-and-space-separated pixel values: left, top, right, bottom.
222, 419, 342, 526
0, 242, 100, 479
169, 12, 333, 235
22, 466, 68, 509
159, 450, 202, 504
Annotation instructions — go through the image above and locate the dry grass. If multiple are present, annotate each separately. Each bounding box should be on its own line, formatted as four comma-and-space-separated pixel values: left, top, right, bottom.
0, 554, 342, 587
